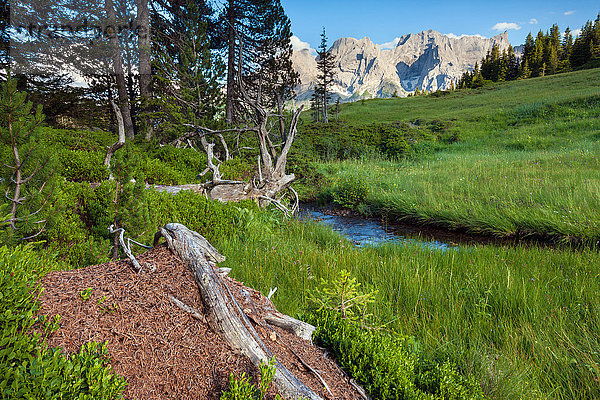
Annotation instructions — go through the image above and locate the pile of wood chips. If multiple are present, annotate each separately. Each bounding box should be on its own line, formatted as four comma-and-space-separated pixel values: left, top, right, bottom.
39, 244, 363, 400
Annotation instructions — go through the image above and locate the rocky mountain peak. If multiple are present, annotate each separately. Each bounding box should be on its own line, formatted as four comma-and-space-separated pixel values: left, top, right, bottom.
292, 30, 512, 102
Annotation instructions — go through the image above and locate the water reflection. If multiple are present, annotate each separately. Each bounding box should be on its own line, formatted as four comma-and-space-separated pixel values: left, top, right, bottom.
299, 206, 450, 250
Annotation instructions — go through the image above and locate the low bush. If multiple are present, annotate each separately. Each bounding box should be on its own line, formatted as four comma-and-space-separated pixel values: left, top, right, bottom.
306, 309, 484, 400
332, 175, 369, 209
0, 245, 126, 399
58, 150, 109, 182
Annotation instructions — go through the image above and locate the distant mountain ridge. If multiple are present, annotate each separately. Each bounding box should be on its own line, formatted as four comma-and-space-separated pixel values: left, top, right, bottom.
292, 30, 511, 102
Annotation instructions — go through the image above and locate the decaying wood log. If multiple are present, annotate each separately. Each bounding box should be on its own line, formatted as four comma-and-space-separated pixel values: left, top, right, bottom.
156, 223, 323, 400
265, 313, 316, 342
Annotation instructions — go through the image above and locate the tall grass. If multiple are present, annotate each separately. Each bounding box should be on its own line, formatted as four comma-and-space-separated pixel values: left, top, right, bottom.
216, 214, 600, 399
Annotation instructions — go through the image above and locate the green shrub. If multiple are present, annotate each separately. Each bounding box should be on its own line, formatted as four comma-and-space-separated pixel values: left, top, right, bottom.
35, 127, 114, 152
58, 150, 109, 182
148, 146, 207, 183
0, 245, 126, 398
220, 358, 281, 400
44, 181, 111, 266
332, 175, 369, 209
306, 309, 484, 400
146, 190, 243, 243
141, 157, 183, 185
220, 157, 255, 181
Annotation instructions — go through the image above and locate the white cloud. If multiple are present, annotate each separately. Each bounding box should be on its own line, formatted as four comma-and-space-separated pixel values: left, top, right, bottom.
445, 33, 487, 40
529, 18, 538, 24
492, 22, 522, 31
290, 35, 315, 55
564, 10, 575, 16
379, 37, 401, 50
572, 28, 582, 37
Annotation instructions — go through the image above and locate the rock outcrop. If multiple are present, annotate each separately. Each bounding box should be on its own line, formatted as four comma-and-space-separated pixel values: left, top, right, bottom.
293, 30, 511, 101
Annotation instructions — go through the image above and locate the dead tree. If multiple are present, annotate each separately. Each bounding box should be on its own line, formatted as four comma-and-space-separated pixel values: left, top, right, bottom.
104, 100, 126, 169
166, 37, 302, 213
155, 223, 323, 400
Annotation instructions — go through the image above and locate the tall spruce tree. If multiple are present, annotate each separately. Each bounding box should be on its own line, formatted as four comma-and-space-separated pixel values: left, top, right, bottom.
315, 27, 335, 123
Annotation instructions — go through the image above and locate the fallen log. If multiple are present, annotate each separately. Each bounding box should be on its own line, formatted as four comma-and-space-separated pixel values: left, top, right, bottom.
155, 223, 323, 400
265, 313, 316, 342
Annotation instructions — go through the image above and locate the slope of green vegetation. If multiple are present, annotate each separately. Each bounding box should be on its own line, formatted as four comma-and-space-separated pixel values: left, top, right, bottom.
301, 69, 600, 244
217, 214, 600, 400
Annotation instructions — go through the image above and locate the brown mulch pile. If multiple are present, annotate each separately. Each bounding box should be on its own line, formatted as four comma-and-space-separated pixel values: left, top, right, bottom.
39, 244, 362, 400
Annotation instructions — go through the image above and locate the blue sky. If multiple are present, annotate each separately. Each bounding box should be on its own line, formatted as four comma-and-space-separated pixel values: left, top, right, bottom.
281, 1, 599, 51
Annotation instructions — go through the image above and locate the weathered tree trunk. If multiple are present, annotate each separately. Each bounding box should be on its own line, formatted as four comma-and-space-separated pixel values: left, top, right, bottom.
104, 100, 126, 168
105, 0, 135, 140
156, 223, 323, 400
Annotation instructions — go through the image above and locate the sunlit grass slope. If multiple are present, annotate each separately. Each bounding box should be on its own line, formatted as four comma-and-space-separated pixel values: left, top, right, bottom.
313, 69, 600, 243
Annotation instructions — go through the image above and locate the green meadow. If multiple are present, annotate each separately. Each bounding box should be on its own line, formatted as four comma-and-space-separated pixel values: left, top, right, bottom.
212, 69, 600, 399
305, 69, 600, 244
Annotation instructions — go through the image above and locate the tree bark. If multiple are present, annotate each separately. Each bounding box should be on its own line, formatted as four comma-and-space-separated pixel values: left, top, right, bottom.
105, 0, 136, 140
156, 223, 323, 400
137, 0, 152, 140
104, 100, 126, 167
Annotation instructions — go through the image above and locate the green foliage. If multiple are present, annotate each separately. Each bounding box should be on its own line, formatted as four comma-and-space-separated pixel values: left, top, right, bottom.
35, 127, 114, 152
0, 77, 57, 242
58, 150, 109, 182
220, 358, 282, 400
0, 245, 126, 398
111, 143, 149, 241
220, 157, 255, 181
307, 309, 484, 400
309, 269, 376, 325
80, 287, 92, 301
146, 146, 208, 184
332, 175, 369, 209
141, 157, 182, 185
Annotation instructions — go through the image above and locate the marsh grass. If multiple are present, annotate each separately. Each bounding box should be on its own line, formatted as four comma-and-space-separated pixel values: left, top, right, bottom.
217, 215, 600, 399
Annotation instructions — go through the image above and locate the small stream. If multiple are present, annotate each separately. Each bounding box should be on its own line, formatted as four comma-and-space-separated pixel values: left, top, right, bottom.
299, 205, 452, 250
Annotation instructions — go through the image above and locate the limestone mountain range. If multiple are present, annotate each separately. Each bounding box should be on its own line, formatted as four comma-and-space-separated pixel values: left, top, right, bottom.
292, 30, 511, 102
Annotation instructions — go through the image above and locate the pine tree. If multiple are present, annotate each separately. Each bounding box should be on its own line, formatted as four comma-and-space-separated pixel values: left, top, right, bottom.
522, 32, 535, 68
0, 78, 56, 242
151, 0, 224, 141
519, 59, 532, 79
223, 0, 297, 123
531, 30, 545, 76
560, 27, 573, 72
506, 45, 520, 81
315, 27, 335, 123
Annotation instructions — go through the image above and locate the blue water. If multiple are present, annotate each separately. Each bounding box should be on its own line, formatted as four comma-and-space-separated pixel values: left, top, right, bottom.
299, 207, 450, 250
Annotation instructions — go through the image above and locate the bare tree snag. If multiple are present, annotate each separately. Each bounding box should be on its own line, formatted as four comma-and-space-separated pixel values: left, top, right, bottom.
156, 223, 323, 400
104, 100, 126, 168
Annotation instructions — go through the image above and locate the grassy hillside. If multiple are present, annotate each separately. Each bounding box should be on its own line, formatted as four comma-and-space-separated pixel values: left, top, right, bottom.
305, 69, 600, 243
337, 69, 600, 127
